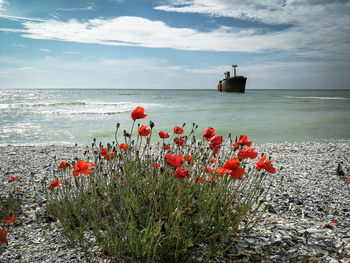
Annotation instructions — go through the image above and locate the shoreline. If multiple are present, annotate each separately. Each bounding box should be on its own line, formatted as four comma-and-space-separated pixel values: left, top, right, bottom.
1, 138, 349, 148
1, 141, 350, 262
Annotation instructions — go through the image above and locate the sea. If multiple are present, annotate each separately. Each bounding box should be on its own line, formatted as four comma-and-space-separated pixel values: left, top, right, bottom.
0, 89, 349, 146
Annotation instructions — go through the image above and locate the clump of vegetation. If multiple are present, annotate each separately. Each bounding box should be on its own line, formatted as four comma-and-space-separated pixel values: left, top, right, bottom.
47, 106, 277, 262
1, 177, 21, 252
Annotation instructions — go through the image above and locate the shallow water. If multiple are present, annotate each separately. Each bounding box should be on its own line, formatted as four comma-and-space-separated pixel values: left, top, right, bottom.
0, 89, 349, 145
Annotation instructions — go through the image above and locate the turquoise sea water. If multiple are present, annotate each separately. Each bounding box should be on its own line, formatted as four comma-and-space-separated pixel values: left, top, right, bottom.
0, 89, 349, 146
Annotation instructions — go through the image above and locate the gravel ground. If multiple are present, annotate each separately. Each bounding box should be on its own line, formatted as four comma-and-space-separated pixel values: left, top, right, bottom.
0, 141, 349, 263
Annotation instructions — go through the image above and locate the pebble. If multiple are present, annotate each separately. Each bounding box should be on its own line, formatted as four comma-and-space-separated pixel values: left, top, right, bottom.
0, 141, 349, 262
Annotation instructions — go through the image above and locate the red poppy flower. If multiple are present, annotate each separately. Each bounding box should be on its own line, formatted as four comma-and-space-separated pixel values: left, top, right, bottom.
194, 176, 205, 183
174, 126, 184, 134
105, 152, 117, 161
9, 176, 19, 182
210, 135, 224, 154
4, 216, 16, 224
0, 228, 6, 244
203, 168, 213, 173
138, 125, 151, 137
175, 137, 186, 147
208, 176, 218, 182
153, 163, 160, 169
159, 131, 170, 139
256, 155, 276, 174
165, 153, 183, 168
48, 179, 62, 190
131, 106, 147, 121
175, 167, 189, 179
203, 127, 215, 140
73, 160, 95, 176
215, 158, 245, 179
323, 224, 333, 229
163, 143, 170, 150
233, 135, 252, 148
186, 155, 192, 164
229, 167, 245, 179
210, 158, 216, 163
119, 143, 129, 150
237, 147, 258, 159
58, 161, 70, 169
347, 178, 350, 184
100, 148, 108, 157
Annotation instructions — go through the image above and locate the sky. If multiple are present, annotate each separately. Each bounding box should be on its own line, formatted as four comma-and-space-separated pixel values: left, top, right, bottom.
0, 0, 350, 89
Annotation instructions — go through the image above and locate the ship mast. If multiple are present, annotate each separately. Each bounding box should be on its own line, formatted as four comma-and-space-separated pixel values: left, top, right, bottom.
232, 64, 238, 77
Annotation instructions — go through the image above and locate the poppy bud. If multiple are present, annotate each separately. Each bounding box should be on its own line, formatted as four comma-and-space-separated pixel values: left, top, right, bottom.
123, 130, 131, 138
150, 121, 155, 128
116, 123, 120, 129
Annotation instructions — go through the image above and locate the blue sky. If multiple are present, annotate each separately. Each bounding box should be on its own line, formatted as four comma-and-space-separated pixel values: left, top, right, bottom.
0, 0, 350, 89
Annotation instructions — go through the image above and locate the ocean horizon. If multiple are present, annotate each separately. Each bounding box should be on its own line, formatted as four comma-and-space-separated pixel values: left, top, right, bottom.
1, 88, 349, 146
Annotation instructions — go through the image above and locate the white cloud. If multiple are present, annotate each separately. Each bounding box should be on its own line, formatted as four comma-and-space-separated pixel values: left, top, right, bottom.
39, 48, 51, 52
0, 15, 320, 56
154, 0, 350, 25
0, 66, 33, 75
0, 28, 27, 32
12, 44, 26, 47
0, 1, 349, 62
154, 0, 350, 58
0, 0, 6, 12
56, 6, 94, 11
0, 14, 47, 22
64, 51, 80, 54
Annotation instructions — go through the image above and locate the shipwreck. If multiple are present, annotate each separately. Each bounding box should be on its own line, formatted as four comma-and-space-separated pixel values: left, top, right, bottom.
217, 65, 246, 93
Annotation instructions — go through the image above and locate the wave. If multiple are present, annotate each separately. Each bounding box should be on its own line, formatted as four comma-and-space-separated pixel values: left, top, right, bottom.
286, 96, 348, 100
0, 101, 161, 108
0, 101, 86, 108
0, 101, 162, 116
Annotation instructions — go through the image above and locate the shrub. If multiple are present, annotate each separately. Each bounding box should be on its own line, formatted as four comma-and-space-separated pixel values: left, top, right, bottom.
47, 106, 277, 262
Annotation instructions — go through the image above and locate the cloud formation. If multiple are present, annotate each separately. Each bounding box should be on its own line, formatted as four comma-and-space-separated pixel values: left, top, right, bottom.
154, 0, 350, 59
39, 48, 50, 52
0, 10, 342, 60
154, 0, 350, 25
18, 16, 291, 53
1, 1, 349, 59
56, 6, 94, 11
0, 0, 6, 12
0, 0, 347, 61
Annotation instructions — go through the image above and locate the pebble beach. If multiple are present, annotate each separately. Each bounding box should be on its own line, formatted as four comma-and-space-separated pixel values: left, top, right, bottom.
0, 141, 350, 262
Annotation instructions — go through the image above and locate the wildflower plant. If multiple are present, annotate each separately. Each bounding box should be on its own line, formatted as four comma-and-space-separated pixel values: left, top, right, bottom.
0, 177, 21, 254
47, 106, 278, 262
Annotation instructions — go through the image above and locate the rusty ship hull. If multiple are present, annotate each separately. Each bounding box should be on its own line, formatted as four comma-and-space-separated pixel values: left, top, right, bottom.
217, 76, 246, 93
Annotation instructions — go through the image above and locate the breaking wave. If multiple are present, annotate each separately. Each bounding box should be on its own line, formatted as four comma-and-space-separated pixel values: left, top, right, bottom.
0, 101, 162, 115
